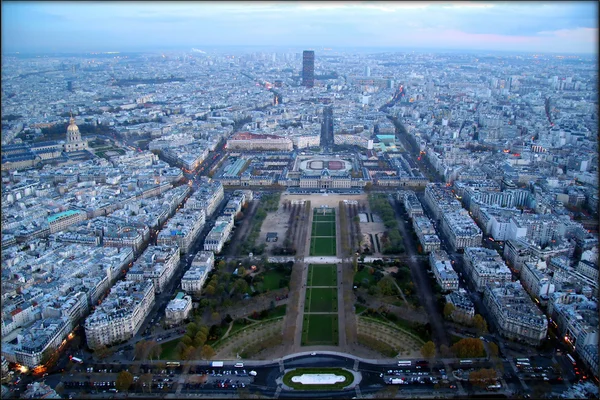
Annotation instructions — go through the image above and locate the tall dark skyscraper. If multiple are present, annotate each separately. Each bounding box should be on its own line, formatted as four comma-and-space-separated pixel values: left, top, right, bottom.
302, 50, 315, 88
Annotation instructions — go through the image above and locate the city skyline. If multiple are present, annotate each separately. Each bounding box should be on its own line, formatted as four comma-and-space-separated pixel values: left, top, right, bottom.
2, 1, 598, 54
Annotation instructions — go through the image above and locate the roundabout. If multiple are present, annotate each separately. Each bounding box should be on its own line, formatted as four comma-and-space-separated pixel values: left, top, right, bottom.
282, 367, 358, 390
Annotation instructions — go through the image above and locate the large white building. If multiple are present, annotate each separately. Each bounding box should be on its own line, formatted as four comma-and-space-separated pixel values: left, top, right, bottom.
483, 281, 548, 346
463, 247, 512, 292
181, 251, 214, 295
429, 250, 459, 292
165, 294, 193, 326
204, 215, 234, 253
127, 245, 180, 293
227, 132, 293, 151
84, 280, 155, 350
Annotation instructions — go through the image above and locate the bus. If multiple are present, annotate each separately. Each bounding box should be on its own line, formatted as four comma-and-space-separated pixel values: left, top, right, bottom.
397, 360, 412, 367
460, 360, 473, 365
166, 362, 180, 367
566, 354, 576, 365
69, 356, 83, 364
516, 358, 530, 363
486, 383, 501, 391
211, 361, 224, 368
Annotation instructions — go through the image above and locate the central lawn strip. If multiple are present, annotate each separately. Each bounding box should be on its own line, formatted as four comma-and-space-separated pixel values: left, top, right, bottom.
305, 287, 338, 313
301, 314, 339, 346
310, 237, 336, 256
308, 264, 337, 287
283, 367, 354, 390
312, 222, 336, 237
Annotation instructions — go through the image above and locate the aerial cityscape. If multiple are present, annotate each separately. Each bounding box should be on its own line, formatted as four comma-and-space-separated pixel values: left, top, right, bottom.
1, 1, 598, 399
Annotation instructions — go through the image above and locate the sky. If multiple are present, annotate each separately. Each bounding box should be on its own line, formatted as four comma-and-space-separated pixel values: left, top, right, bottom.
2, 1, 598, 54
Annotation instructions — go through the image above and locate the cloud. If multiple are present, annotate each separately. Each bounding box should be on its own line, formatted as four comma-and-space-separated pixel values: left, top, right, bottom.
1, 1, 598, 53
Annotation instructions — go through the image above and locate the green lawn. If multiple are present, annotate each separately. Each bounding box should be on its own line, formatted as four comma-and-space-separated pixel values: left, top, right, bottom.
159, 338, 180, 360
312, 222, 336, 237
310, 237, 336, 256
308, 264, 337, 287
283, 367, 353, 390
261, 270, 287, 291
301, 314, 339, 346
305, 288, 338, 313
353, 268, 377, 286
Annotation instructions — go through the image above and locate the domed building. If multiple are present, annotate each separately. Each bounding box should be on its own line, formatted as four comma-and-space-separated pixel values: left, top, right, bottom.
63, 117, 88, 152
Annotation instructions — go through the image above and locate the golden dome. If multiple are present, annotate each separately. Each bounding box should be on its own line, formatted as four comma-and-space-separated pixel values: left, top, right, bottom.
67, 117, 79, 132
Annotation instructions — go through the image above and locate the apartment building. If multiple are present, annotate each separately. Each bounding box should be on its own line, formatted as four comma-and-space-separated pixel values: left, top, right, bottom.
84, 280, 155, 350
127, 245, 180, 294
1, 317, 70, 367
412, 215, 441, 253
520, 259, 555, 304
550, 293, 598, 376
397, 190, 424, 218
441, 210, 482, 251
157, 208, 205, 254
445, 289, 475, 323
429, 250, 459, 292
47, 210, 87, 234
463, 247, 512, 292
483, 281, 548, 346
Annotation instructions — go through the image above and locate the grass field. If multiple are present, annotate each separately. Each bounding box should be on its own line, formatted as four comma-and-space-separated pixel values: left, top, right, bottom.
301, 314, 339, 346
159, 338, 180, 360
259, 270, 287, 291
353, 268, 377, 287
309, 208, 336, 257
308, 264, 337, 287
305, 288, 338, 313
312, 222, 336, 237
310, 237, 336, 256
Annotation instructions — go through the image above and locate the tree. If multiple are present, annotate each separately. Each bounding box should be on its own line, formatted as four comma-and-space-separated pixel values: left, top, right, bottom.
377, 276, 396, 296
193, 331, 207, 348
150, 343, 162, 360
451, 338, 486, 358
443, 302, 455, 319
134, 340, 147, 360
186, 322, 198, 337
420, 341, 436, 360
469, 368, 497, 388
181, 346, 196, 360
200, 344, 215, 360
115, 370, 134, 392
180, 335, 193, 347
205, 285, 216, 296
211, 312, 221, 323
473, 314, 488, 335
